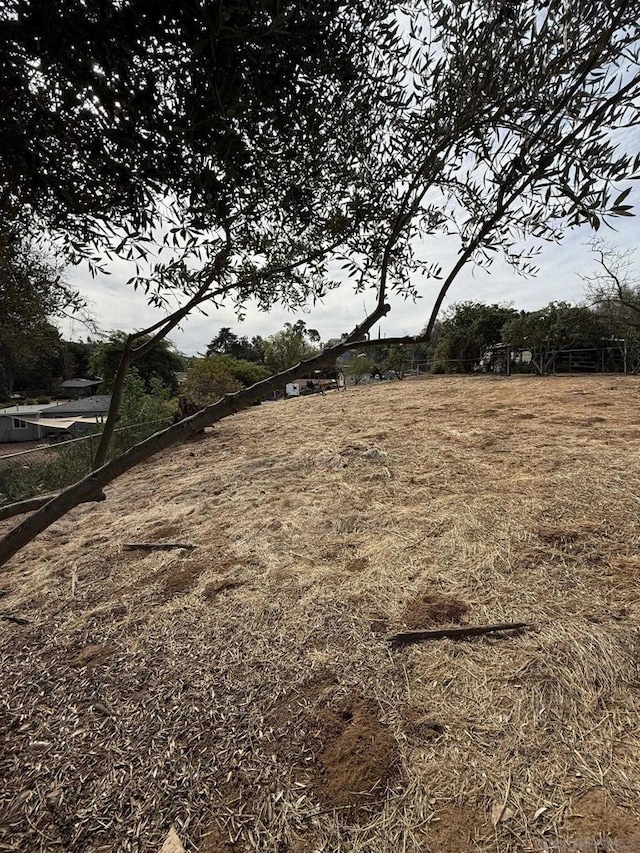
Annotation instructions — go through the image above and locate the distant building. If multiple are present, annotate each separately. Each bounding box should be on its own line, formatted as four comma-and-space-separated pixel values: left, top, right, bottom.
59, 378, 102, 398
0, 404, 49, 443
0, 396, 111, 443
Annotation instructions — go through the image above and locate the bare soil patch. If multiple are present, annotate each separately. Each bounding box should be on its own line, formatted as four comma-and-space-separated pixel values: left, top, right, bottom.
423, 804, 486, 853
314, 698, 399, 810
401, 589, 470, 629
197, 825, 238, 853
562, 790, 640, 851
72, 642, 114, 668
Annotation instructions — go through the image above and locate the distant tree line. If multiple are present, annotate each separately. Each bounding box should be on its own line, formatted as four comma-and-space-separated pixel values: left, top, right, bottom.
0, 329, 186, 403
5, 239, 639, 405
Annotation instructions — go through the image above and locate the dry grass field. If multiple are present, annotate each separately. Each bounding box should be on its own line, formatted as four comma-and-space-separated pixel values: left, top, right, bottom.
1, 374, 640, 853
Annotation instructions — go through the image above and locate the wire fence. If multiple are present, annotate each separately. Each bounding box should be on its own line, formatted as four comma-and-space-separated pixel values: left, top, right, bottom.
0, 418, 172, 508
414, 345, 634, 375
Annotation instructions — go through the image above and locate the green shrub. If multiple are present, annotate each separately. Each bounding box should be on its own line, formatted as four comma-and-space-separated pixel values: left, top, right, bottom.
182, 356, 269, 405
108, 370, 174, 456
0, 441, 94, 507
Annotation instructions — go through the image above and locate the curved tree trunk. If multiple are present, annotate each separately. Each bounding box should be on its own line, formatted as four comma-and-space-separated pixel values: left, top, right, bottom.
0, 305, 404, 569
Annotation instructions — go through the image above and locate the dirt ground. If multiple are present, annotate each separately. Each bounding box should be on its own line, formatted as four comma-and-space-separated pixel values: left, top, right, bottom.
1, 374, 640, 852
0, 440, 50, 458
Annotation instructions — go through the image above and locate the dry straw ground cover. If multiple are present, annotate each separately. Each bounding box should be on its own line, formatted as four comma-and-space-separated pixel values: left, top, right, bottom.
1, 374, 640, 853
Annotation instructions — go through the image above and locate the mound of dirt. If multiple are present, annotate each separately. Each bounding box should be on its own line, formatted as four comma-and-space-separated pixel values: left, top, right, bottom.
401, 590, 469, 629
160, 559, 208, 599
423, 804, 485, 853
314, 699, 399, 810
72, 642, 114, 668
562, 790, 640, 851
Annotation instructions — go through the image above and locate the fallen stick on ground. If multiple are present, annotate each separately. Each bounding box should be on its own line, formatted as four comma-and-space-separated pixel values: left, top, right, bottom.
389, 622, 530, 647
123, 543, 196, 552
0, 613, 31, 625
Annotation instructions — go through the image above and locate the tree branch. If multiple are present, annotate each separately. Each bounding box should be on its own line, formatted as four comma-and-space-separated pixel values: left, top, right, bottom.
0, 492, 106, 522
91, 232, 354, 468
0, 329, 423, 568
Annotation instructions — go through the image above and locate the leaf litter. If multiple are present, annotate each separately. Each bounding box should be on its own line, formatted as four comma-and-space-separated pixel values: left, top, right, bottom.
1, 375, 640, 851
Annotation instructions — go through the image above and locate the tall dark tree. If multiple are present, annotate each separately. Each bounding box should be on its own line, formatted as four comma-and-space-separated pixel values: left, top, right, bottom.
90, 333, 184, 395
0, 236, 83, 393
206, 328, 264, 362
61, 340, 95, 380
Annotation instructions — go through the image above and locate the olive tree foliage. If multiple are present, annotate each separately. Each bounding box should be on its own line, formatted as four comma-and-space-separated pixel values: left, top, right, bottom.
183, 356, 270, 405
1, 0, 406, 466
2, 0, 640, 566
384, 347, 412, 379
1, 1, 400, 267
262, 321, 321, 373
343, 355, 377, 385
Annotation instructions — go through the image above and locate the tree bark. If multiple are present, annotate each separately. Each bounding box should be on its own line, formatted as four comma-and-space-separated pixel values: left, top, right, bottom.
92, 343, 134, 468
0, 492, 106, 522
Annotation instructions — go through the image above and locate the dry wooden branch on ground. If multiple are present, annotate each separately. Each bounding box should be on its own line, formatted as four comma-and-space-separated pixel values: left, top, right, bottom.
389, 622, 530, 647
123, 543, 196, 552
0, 613, 31, 625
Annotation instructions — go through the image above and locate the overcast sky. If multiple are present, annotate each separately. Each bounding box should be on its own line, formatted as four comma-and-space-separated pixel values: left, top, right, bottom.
59, 119, 640, 356
59, 207, 639, 357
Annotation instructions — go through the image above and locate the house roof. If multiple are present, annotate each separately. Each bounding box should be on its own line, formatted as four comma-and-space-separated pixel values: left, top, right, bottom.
40, 396, 111, 416
0, 403, 49, 416
60, 378, 101, 389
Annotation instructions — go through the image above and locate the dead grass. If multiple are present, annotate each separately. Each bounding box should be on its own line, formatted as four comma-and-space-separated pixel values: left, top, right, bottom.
1, 374, 640, 852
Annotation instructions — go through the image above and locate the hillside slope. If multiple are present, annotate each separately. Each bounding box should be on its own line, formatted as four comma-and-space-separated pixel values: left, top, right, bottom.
2, 375, 640, 852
